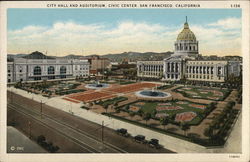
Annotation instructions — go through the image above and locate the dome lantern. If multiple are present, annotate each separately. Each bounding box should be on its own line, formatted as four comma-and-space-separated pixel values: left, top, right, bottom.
177, 17, 196, 41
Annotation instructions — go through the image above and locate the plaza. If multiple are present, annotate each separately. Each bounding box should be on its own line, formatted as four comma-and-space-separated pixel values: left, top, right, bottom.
9, 77, 241, 150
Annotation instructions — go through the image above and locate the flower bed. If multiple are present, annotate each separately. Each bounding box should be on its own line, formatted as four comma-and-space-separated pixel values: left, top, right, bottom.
189, 104, 206, 109
158, 103, 172, 106
175, 112, 197, 122
129, 106, 140, 112
176, 101, 188, 105
155, 113, 168, 118
156, 106, 183, 111
136, 102, 145, 106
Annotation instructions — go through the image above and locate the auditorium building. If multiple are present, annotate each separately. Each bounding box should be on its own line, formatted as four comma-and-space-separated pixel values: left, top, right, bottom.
137, 19, 241, 83
7, 51, 90, 83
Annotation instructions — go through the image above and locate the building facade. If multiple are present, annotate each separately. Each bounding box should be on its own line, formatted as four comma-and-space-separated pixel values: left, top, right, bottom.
137, 61, 164, 79
137, 19, 241, 83
85, 56, 110, 75
7, 55, 89, 83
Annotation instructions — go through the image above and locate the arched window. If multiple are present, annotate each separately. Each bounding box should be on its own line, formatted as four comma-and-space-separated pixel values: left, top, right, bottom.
60, 66, 67, 78
34, 66, 41, 75
48, 66, 55, 74
60, 66, 66, 74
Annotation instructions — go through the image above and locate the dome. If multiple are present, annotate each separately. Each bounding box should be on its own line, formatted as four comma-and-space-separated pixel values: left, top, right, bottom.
177, 22, 196, 41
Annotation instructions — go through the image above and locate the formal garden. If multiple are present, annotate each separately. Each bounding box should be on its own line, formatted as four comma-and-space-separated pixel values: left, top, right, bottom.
173, 86, 231, 101
102, 99, 240, 147
11, 78, 241, 147
111, 99, 216, 126
14, 80, 84, 97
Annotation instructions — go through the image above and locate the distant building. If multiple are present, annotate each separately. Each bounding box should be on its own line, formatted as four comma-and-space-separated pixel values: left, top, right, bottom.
85, 55, 110, 75
7, 51, 89, 83
137, 18, 242, 83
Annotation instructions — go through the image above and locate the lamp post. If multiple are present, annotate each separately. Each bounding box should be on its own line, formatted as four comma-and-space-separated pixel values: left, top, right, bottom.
40, 100, 43, 119
101, 121, 104, 143
10, 88, 13, 103
28, 121, 31, 139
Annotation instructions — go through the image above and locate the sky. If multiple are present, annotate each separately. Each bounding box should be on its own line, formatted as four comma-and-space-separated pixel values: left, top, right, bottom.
7, 9, 241, 56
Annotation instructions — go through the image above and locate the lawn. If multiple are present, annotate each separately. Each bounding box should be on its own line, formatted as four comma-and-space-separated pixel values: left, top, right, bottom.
98, 96, 128, 107
174, 86, 231, 101
127, 100, 207, 125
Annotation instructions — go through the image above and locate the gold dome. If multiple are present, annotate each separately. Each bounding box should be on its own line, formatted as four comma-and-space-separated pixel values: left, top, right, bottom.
177, 22, 196, 41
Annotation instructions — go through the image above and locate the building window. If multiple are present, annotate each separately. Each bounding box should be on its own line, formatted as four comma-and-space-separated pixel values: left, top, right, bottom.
34, 66, 41, 75
48, 76, 55, 80
20, 70, 22, 73
60, 66, 67, 78
8, 70, 10, 73
60, 66, 66, 74
48, 66, 55, 74
8, 79, 11, 83
218, 67, 222, 75
8, 74, 11, 76
34, 77, 41, 80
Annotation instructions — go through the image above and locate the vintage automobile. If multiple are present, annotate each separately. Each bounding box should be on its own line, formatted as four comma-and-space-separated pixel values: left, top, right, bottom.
116, 128, 129, 137
134, 135, 147, 144
148, 138, 161, 149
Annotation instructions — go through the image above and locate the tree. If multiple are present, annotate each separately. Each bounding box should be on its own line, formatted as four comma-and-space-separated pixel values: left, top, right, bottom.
137, 109, 144, 117
129, 112, 135, 119
160, 116, 169, 129
114, 106, 120, 113
143, 113, 151, 125
124, 105, 130, 111
180, 122, 190, 136
204, 127, 214, 139
114, 101, 118, 107
103, 104, 108, 113
151, 109, 157, 118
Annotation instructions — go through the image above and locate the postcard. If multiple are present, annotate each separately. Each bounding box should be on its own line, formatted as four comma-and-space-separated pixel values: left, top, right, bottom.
0, 1, 249, 162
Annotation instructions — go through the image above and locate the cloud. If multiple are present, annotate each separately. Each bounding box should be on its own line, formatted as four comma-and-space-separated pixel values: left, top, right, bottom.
7, 19, 241, 56
208, 17, 241, 29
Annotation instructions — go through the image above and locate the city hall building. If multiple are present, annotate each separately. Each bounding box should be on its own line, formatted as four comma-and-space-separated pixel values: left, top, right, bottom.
7, 51, 90, 83
137, 19, 241, 83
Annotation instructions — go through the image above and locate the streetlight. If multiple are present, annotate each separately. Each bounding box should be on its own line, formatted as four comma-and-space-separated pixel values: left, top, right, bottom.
40, 100, 43, 119
10, 87, 13, 103
28, 121, 31, 139
40, 98, 50, 119
101, 121, 104, 143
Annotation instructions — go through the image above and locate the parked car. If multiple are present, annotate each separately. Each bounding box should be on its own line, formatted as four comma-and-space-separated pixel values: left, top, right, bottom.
116, 128, 129, 137
148, 138, 161, 149
134, 135, 147, 144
